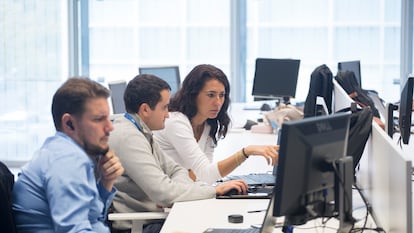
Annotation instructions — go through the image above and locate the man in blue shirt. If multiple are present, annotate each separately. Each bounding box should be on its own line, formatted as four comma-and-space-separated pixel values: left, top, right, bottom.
12, 77, 124, 233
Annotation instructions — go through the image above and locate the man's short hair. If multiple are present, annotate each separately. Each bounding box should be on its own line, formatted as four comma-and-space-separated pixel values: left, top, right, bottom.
124, 74, 171, 113
51, 77, 110, 131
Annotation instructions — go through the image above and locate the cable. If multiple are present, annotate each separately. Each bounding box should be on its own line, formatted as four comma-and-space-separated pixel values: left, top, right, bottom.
351, 182, 375, 232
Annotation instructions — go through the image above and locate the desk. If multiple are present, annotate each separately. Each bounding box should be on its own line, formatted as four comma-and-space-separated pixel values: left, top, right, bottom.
160, 198, 269, 233
160, 192, 375, 233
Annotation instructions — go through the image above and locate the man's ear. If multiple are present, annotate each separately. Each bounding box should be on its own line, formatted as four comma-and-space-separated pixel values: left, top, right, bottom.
139, 103, 151, 117
62, 113, 75, 131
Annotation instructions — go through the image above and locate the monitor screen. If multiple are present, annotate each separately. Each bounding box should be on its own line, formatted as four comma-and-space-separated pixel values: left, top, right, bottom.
337, 60, 361, 88
139, 66, 181, 96
252, 58, 300, 100
108, 81, 127, 114
273, 112, 351, 226
398, 76, 413, 145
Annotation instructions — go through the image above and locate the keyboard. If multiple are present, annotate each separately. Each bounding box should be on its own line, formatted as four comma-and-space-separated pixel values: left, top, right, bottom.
228, 173, 276, 186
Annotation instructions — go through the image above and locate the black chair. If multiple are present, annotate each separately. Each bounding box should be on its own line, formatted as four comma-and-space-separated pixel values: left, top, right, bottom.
0, 161, 17, 233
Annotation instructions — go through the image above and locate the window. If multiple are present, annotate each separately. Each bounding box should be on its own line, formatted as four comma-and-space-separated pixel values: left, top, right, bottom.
88, 0, 231, 87
246, 0, 401, 102
0, 0, 406, 164
0, 1, 68, 164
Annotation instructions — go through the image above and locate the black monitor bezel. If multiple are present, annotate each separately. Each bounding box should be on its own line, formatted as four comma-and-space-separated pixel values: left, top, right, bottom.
252, 58, 300, 100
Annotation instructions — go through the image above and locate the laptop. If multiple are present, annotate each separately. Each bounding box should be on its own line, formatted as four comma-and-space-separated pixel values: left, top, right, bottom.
204, 195, 278, 233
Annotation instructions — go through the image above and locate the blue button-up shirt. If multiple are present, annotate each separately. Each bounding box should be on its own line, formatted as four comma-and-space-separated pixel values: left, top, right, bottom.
12, 132, 116, 233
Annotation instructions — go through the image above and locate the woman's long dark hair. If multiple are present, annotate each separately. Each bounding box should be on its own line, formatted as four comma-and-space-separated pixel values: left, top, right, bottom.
169, 64, 231, 145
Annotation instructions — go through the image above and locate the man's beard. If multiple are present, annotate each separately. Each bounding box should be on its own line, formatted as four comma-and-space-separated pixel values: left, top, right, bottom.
84, 141, 109, 157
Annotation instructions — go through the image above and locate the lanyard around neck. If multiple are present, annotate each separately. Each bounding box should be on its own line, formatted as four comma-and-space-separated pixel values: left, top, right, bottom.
124, 113, 143, 132
124, 113, 154, 153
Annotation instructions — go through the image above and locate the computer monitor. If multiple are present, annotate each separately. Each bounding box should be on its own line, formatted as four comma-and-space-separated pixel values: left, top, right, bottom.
338, 60, 361, 88
252, 58, 300, 104
398, 76, 413, 144
108, 80, 127, 114
139, 66, 181, 96
273, 112, 352, 227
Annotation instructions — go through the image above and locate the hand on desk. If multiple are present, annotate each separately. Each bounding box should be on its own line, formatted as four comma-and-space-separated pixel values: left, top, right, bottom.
215, 179, 248, 196
244, 145, 279, 165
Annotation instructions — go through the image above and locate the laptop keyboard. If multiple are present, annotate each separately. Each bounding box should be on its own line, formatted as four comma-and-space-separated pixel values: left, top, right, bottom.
229, 174, 276, 186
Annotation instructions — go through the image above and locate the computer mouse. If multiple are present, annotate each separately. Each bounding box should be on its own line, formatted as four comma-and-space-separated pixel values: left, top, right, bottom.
223, 188, 240, 196
260, 103, 271, 111
247, 186, 258, 193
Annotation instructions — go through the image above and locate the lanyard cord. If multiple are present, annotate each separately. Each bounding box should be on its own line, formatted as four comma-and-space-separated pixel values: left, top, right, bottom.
124, 113, 143, 132
124, 113, 153, 153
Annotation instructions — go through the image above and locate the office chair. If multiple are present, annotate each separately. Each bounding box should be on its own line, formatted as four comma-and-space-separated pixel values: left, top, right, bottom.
108, 80, 127, 115
0, 161, 17, 233
108, 211, 168, 233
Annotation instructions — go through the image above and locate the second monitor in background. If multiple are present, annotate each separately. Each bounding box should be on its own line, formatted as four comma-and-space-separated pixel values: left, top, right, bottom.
139, 66, 181, 96
252, 58, 300, 106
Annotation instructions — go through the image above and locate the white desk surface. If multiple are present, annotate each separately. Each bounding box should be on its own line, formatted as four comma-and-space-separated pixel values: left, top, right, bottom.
160, 198, 270, 233
160, 194, 374, 233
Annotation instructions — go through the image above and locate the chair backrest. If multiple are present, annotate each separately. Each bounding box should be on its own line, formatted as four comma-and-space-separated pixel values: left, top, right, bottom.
303, 64, 333, 117
108, 80, 127, 114
0, 161, 17, 233
335, 70, 380, 118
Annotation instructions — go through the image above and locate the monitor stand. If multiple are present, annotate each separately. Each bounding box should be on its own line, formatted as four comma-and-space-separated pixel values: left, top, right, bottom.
335, 156, 354, 233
